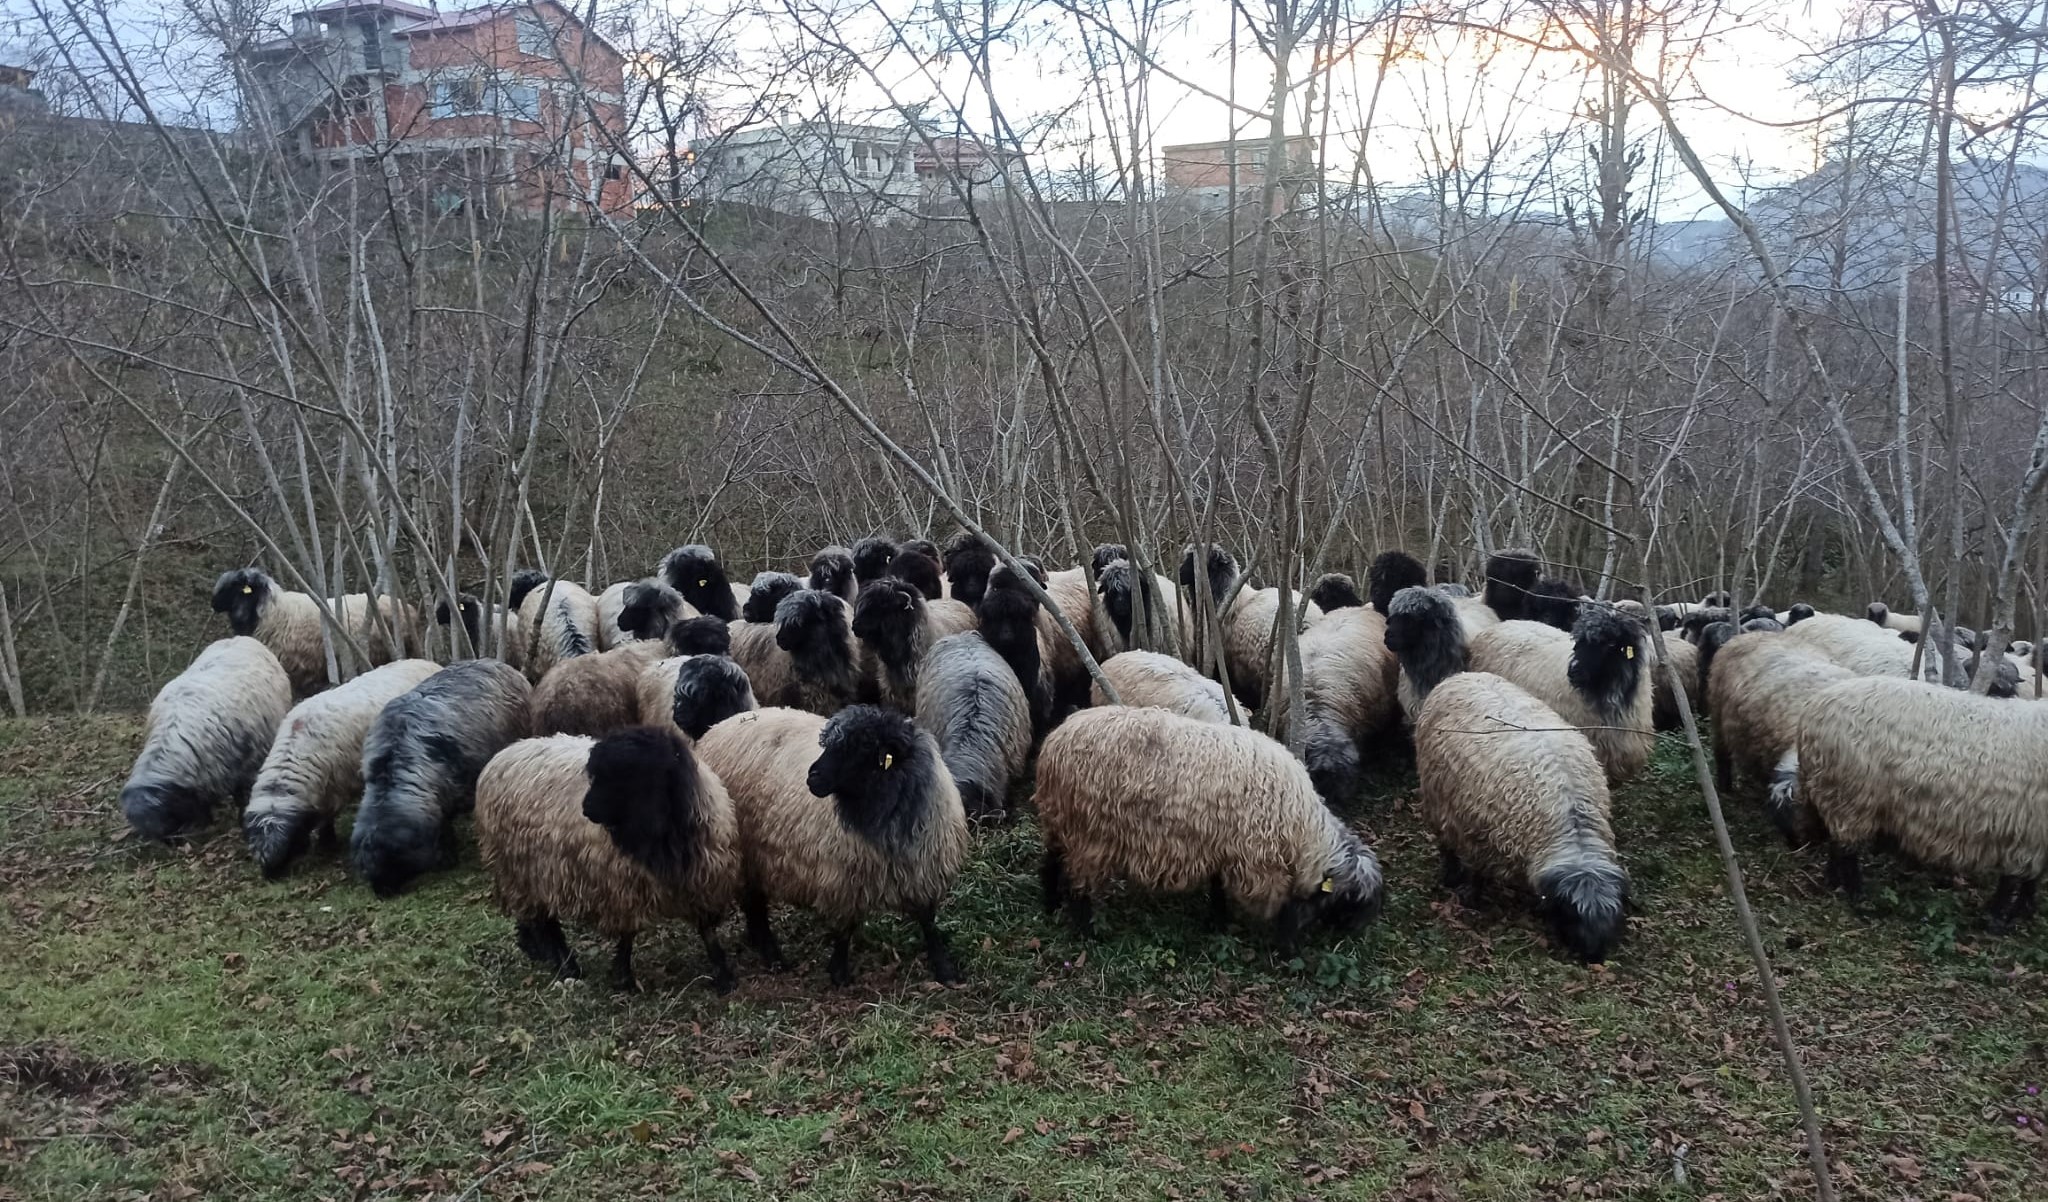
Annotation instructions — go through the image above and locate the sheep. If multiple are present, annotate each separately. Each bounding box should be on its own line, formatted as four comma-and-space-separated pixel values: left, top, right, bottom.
658, 544, 740, 622
666, 615, 731, 657
743, 571, 804, 623
531, 641, 671, 737
474, 727, 741, 991
941, 531, 999, 607
633, 637, 750, 734
693, 705, 969, 985
1866, 602, 1924, 635
1039, 563, 1113, 708
915, 632, 1032, 820
211, 568, 326, 696
1482, 550, 1542, 623
666, 654, 761, 739
1090, 650, 1235, 724
731, 588, 861, 716
1288, 605, 1400, 807
850, 536, 899, 584
1385, 586, 1470, 720
1094, 558, 1186, 653
1702, 627, 1857, 844
1177, 545, 1323, 712
242, 658, 441, 877
120, 637, 293, 842
902, 537, 941, 563
978, 561, 1055, 733
1523, 580, 1583, 630
808, 546, 858, 602
1798, 675, 2048, 930
1647, 631, 1701, 731
1783, 613, 1915, 677
1034, 706, 1384, 945
434, 593, 524, 670
329, 593, 422, 665
348, 659, 532, 896
1413, 671, 1628, 962
1307, 573, 1364, 612
851, 578, 979, 712
599, 579, 687, 649
1367, 550, 1429, 616
1782, 603, 1817, 626
508, 570, 601, 683
888, 545, 946, 601
1465, 608, 1653, 786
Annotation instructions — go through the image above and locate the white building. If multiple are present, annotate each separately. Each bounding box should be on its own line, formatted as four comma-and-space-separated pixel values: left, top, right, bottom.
694, 119, 1016, 222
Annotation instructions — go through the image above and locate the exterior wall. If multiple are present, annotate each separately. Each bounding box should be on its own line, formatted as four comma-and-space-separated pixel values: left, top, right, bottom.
699, 123, 1013, 222
1162, 136, 1316, 211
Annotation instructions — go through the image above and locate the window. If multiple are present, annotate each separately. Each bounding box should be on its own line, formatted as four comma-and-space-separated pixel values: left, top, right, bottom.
431, 78, 487, 118
516, 11, 553, 57
357, 21, 383, 71
603, 163, 622, 181
497, 82, 540, 122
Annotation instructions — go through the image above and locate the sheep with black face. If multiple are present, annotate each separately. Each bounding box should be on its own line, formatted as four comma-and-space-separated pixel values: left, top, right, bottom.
667, 654, 761, 739
507, 569, 601, 683
1367, 551, 1429, 616
1482, 550, 1542, 623
601, 579, 688, 648
659, 544, 740, 622
850, 537, 899, 585
1467, 606, 1654, 786
121, 637, 293, 842
743, 572, 804, 623
851, 578, 979, 712
978, 562, 1055, 734
1094, 558, 1185, 654
435, 592, 524, 670
768, 588, 863, 715
888, 545, 946, 602
941, 531, 1000, 607
808, 547, 858, 603
1307, 573, 1364, 613
212, 568, 326, 696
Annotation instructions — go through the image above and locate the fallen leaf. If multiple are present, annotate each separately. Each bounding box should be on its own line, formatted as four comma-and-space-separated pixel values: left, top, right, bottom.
1002, 1127, 1024, 1145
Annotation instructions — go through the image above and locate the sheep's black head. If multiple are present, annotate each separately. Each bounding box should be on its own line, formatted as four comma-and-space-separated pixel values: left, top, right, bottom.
902, 537, 939, 562
1680, 607, 1731, 644
1178, 544, 1238, 607
808, 546, 857, 601
1741, 617, 1785, 634
2014, 639, 2036, 660
1653, 604, 1681, 631
1695, 621, 1740, 698
809, 705, 929, 853
1968, 650, 2021, 699
852, 578, 926, 669
979, 564, 1044, 652
942, 531, 999, 607
347, 798, 446, 899
1308, 572, 1364, 612
659, 545, 737, 621
1702, 591, 1732, 608
1089, 543, 1129, 577
670, 655, 756, 738
1095, 559, 1137, 642
666, 615, 731, 657
889, 547, 944, 601
1310, 832, 1386, 932
1435, 582, 1471, 598
1367, 550, 1428, 615
1526, 579, 1582, 630
507, 569, 549, 613
1739, 603, 1776, 624
743, 572, 803, 623
1013, 555, 1048, 586
584, 726, 703, 880
1537, 864, 1629, 964
619, 581, 685, 641
1566, 604, 1645, 718
1866, 601, 1890, 626
434, 592, 485, 643
211, 568, 275, 635
774, 589, 852, 668
121, 779, 212, 843
850, 536, 899, 582
1384, 586, 1466, 701
1483, 550, 1542, 622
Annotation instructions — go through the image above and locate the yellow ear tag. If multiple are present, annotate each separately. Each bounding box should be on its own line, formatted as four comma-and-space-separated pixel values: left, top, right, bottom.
1625, 645, 1635, 659
1320, 877, 1334, 893
881, 753, 894, 770
698, 578, 708, 587
242, 586, 253, 594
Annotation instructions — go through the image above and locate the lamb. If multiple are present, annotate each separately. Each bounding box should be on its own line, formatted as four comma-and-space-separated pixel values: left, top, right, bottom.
1034, 706, 1384, 945
1783, 613, 1914, 677
474, 727, 742, 991
242, 658, 441, 877
508, 570, 601, 683
1702, 626, 1857, 844
1289, 605, 1400, 807
1367, 550, 1429, 615
915, 632, 1032, 819
1412, 671, 1628, 962
743, 571, 804, 622
348, 659, 532, 896
211, 567, 327, 695
531, 641, 671, 737
808, 546, 858, 602
888, 545, 946, 601
599, 579, 687, 649
1467, 608, 1654, 786
850, 578, 979, 712
693, 705, 969, 985
1089, 650, 1235, 724
658, 544, 740, 622
120, 637, 293, 842
850, 537, 899, 585
1307, 573, 1364, 612
1798, 675, 2048, 930
940, 531, 999, 607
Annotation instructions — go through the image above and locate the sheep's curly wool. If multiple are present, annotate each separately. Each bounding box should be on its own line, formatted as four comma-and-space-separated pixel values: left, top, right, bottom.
1704, 630, 1854, 842
1035, 565, 1111, 704
1094, 560, 1187, 653
1784, 614, 1914, 677
1645, 628, 1700, 731
1090, 650, 1235, 723
1288, 605, 1400, 804
1220, 585, 1324, 713
531, 642, 669, 737
243, 658, 441, 876
1412, 672, 1627, 962
1467, 610, 1652, 786
212, 568, 327, 696
121, 637, 294, 842
511, 575, 601, 683
1033, 707, 1383, 928
914, 633, 1031, 819
769, 589, 864, 715
329, 593, 421, 664
598, 579, 687, 649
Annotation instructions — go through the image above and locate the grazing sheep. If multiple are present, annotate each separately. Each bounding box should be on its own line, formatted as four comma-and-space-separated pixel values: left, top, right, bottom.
659, 544, 740, 622
212, 568, 326, 695
694, 705, 969, 985
1307, 573, 1364, 612
1034, 707, 1384, 944
941, 532, 999, 607
1703, 628, 1856, 843
1799, 675, 2048, 930
508, 570, 601, 683
600, 579, 687, 649
243, 658, 442, 877
850, 537, 899, 584
757, 588, 862, 716
531, 642, 670, 737
1289, 606, 1400, 806
1866, 602, 1924, 635
1090, 650, 1235, 724
1415, 671, 1627, 962
349, 660, 531, 897
915, 633, 1031, 819
435, 593, 523, 669
1385, 586, 1470, 720
1466, 609, 1653, 786
808, 546, 858, 602
120, 637, 293, 842
851, 579, 979, 712
888, 545, 946, 601
666, 655, 761, 739
1784, 613, 1915, 677
475, 727, 742, 991
1367, 551, 1429, 616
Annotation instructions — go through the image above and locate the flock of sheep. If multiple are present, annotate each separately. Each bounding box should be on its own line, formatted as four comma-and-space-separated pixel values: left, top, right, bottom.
111, 534, 2047, 993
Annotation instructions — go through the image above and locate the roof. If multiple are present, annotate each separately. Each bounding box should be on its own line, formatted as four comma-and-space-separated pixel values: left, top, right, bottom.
390, 10, 497, 36
1163, 135, 1314, 153
301, 0, 437, 19
385, 1, 624, 60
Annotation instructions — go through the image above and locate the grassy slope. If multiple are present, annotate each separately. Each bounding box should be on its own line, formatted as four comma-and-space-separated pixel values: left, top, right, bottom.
2, 716, 2044, 1201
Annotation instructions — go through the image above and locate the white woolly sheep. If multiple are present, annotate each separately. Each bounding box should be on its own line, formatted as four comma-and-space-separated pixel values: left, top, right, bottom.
1466, 609, 1653, 786
662, 654, 761, 739
329, 592, 421, 665
1698, 625, 1855, 844
1288, 605, 1400, 807
914, 632, 1031, 820
508, 570, 602, 683
728, 588, 862, 716
1034, 706, 1384, 946
212, 568, 327, 696
1798, 675, 2048, 930
242, 658, 441, 877
531, 641, 671, 737
1783, 613, 1914, 677
1384, 586, 1470, 721
1866, 602, 1924, 635
1176, 546, 1323, 713
693, 705, 969, 985
475, 727, 742, 991
120, 636, 293, 841
349, 659, 532, 896
1413, 670, 1627, 962
599, 579, 687, 649
434, 592, 524, 671
1089, 650, 1236, 724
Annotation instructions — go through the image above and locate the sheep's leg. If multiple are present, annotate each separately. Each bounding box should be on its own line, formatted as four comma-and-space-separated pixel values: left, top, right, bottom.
313, 816, 339, 853
1207, 876, 1231, 932
436, 818, 460, 869
1711, 737, 1732, 795
826, 924, 858, 988
912, 905, 960, 985
515, 917, 581, 980
1065, 892, 1096, 940
741, 886, 786, 970
698, 920, 736, 994
1439, 845, 1481, 908
1823, 845, 1864, 899
1039, 846, 1067, 915
610, 935, 639, 992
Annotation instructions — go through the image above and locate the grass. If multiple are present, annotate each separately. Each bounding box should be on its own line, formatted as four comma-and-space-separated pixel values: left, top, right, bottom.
3, 716, 2045, 1201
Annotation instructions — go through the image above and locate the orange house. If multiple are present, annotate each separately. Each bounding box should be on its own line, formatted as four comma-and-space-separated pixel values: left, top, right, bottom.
239, 1, 631, 216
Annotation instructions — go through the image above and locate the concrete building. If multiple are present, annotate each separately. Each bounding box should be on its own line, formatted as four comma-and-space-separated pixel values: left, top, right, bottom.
694, 118, 1016, 222
1161, 135, 1317, 211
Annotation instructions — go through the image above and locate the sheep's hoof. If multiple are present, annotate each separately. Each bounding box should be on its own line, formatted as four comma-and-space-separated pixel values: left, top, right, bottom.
710, 968, 737, 995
